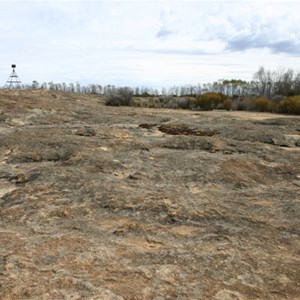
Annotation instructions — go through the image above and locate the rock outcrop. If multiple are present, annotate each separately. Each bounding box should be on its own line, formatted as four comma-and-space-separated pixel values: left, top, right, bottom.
0, 90, 299, 299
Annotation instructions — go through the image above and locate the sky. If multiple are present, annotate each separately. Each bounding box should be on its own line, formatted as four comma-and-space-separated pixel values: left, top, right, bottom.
0, 0, 299, 88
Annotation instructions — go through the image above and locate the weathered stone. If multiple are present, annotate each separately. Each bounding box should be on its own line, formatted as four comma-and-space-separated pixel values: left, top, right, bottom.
0, 90, 299, 299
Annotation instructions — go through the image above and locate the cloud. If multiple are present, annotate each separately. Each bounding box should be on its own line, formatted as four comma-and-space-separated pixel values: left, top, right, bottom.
204, 2, 300, 56
151, 48, 209, 56
1, 1, 300, 87
225, 34, 266, 51
270, 40, 300, 55
155, 5, 180, 40
156, 26, 174, 39
110, 8, 121, 17
226, 35, 300, 55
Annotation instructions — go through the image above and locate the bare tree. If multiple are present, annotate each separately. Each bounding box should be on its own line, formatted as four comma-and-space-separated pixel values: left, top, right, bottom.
274, 68, 294, 96
253, 66, 276, 98
105, 87, 134, 106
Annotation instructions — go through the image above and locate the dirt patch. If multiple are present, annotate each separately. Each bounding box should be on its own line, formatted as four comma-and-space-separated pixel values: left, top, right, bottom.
158, 124, 217, 136
139, 123, 158, 129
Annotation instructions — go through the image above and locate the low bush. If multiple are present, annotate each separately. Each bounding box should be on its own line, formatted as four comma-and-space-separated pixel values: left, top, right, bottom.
130, 96, 195, 110
255, 97, 274, 112
196, 93, 223, 111
176, 97, 192, 109
276, 96, 300, 114
233, 96, 256, 111
223, 99, 232, 111
105, 87, 134, 106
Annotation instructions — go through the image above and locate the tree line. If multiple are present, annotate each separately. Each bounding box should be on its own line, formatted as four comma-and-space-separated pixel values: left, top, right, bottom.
8, 66, 300, 99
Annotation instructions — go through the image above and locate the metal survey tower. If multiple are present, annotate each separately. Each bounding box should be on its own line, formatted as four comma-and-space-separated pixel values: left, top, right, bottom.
4, 64, 23, 89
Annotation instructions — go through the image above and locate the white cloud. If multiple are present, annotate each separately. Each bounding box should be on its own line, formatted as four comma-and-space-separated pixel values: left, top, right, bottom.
0, 1, 299, 87
110, 8, 122, 17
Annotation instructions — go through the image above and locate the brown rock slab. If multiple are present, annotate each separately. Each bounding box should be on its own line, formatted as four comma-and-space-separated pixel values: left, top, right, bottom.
0, 90, 299, 299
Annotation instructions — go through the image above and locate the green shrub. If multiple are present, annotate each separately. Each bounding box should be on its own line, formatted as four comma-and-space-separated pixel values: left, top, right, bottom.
196, 93, 223, 111
223, 99, 232, 111
277, 96, 300, 114
105, 87, 134, 106
196, 95, 212, 110
255, 96, 274, 112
